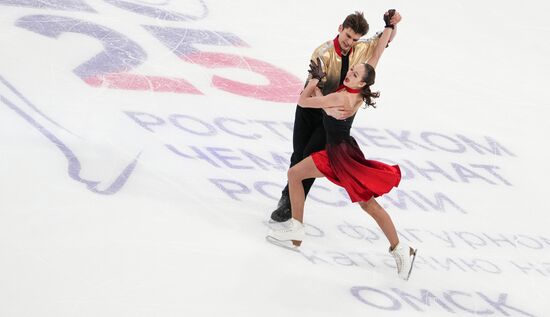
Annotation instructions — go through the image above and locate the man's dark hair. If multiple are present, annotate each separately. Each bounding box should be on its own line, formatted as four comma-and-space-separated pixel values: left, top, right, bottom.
342, 11, 369, 36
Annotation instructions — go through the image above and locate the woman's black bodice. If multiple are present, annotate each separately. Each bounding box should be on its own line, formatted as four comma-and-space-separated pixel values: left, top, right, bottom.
322, 111, 356, 144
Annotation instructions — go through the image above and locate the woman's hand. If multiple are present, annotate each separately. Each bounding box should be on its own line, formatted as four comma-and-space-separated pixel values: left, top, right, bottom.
313, 87, 323, 97
391, 11, 401, 25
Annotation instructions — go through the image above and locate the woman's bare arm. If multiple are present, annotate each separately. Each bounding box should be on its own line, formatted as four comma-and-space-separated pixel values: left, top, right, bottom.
298, 79, 342, 109
387, 12, 400, 45
367, 27, 392, 69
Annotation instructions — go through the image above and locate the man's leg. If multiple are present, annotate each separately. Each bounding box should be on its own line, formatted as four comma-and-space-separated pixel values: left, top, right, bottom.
270, 107, 322, 222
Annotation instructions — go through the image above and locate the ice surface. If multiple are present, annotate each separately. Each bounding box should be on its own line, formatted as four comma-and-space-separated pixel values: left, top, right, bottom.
1, 1, 549, 316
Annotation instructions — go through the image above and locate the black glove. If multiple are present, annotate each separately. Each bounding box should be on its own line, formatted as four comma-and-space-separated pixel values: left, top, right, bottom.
308, 57, 326, 81
384, 9, 396, 29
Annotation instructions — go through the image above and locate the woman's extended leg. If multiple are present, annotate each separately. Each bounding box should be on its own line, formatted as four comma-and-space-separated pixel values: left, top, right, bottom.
359, 197, 417, 280
287, 156, 324, 223
358, 197, 399, 249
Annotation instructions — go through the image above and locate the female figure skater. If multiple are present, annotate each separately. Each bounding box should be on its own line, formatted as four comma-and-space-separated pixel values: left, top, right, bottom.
268, 22, 417, 280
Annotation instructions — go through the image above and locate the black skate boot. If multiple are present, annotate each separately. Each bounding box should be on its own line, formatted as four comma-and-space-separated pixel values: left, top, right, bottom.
269, 192, 291, 223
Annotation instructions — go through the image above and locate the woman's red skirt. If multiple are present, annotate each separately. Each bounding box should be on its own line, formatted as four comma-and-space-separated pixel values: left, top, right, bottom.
311, 138, 401, 203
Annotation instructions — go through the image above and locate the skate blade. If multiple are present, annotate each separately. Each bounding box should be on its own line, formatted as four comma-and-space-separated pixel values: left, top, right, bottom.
265, 235, 301, 251
405, 248, 418, 281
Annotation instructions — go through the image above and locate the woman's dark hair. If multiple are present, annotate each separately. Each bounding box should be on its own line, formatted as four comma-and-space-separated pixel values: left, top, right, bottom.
360, 63, 380, 108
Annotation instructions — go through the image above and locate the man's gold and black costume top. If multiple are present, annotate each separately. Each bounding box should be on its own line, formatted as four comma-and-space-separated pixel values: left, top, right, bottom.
309, 32, 381, 95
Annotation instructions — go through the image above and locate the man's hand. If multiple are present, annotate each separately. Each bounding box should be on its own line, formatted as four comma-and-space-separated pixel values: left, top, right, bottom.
384, 9, 401, 28
308, 57, 326, 81
325, 106, 354, 120
384, 9, 402, 28
383, 9, 395, 28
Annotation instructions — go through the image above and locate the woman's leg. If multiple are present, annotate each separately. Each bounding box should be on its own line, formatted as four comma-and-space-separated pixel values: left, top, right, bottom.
287, 156, 324, 223
358, 198, 399, 249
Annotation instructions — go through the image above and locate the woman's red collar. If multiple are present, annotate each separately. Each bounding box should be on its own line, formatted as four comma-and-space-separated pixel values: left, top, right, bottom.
337, 84, 361, 94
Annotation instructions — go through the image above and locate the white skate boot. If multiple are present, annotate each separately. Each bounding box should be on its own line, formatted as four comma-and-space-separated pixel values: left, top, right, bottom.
389, 242, 417, 280
266, 218, 305, 247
